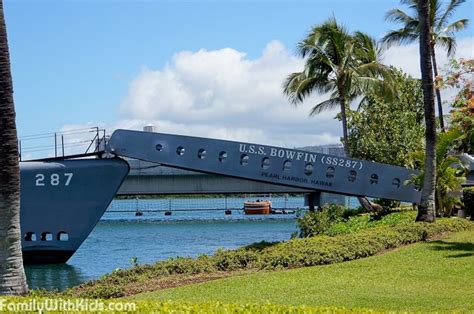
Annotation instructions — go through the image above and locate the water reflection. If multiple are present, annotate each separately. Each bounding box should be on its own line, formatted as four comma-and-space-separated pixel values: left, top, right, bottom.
25, 263, 86, 291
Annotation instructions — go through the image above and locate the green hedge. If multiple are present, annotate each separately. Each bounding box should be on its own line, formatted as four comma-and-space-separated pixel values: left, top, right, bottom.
62, 216, 473, 299
0, 298, 387, 313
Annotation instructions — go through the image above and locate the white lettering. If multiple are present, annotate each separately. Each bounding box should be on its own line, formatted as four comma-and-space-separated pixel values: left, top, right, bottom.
35, 174, 45, 186
34, 173, 74, 187
285, 150, 296, 160
64, 173, 73, 186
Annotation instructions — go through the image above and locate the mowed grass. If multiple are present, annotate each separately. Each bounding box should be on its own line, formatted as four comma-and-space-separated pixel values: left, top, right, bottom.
130, 230, 474, 312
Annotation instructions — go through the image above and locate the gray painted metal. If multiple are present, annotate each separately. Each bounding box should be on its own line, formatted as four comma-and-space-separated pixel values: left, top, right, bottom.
107, 129, 421, 203
20, 158, 129, 263
459, 154, 474, 186
118, 159, 312, 195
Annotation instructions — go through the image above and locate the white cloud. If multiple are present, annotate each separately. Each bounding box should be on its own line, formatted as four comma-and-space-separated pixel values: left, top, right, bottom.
63, 37, 473, 151
383, 37, 474, 78
118, 40, 341, 148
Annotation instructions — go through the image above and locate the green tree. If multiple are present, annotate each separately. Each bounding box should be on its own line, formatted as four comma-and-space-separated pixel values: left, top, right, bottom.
416, 0, 437, 222
382, 0, 469, 131
347, 68, 425, 167
436, 58, 474, 154
283, 17, 393, 156
0, 0, 28, 295
407, 129, 466, 216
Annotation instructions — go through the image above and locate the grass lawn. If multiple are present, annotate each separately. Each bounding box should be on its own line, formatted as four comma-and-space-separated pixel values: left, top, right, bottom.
130, 230, 474, 312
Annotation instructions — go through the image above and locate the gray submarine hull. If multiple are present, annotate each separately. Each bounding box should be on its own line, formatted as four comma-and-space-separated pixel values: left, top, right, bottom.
19, 158, 129, 264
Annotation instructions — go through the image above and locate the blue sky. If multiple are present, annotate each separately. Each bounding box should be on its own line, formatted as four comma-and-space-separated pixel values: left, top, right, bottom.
4, 0, 474, 151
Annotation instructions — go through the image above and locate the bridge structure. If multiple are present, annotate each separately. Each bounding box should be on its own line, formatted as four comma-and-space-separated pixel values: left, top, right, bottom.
116, 159, 347, 207
107, 129, 423, 206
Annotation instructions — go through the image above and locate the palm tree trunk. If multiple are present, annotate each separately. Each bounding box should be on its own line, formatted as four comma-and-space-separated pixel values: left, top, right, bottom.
416, 0, 436, 222
339, 95, 377, 211
0, 0, 29, 295
431, 44, 445, 131
339, 97, 350, 157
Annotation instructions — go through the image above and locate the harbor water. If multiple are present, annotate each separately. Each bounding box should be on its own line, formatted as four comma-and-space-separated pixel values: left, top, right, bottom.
25, 196, 307, 291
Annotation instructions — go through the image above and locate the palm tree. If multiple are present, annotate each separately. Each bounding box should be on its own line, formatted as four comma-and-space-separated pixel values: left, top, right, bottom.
416, 0, 437, 222
283, 17, 393, 156
407, 129, 466, 216
284, 18, 394, 212
0, 0, 29, 295
382, 0, 469, 131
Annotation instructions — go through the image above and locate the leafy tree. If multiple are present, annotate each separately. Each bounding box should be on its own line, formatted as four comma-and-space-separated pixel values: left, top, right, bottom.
283, 17, 393, 156
436, 58, 474, 154
407, 129, 466, 216
383, 0, 469, 131
416, 0, 437, 222
346, 68, 425, 167
0, 0, 28, 295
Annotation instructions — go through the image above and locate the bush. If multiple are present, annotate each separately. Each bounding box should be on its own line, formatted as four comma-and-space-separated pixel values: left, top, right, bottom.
132, 301, 384, 313
62, 214, 473, 299
259, 218, 472, 269
297, 204, 347, 237
463, 186, 474, 220
0, 298, 386, 313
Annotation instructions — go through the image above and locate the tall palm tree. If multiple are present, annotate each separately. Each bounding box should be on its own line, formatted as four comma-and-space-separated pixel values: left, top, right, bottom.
0, 0, 29, 295
416, 0, 437, 222
284, 17, 393, 156
382, 0, 469, 131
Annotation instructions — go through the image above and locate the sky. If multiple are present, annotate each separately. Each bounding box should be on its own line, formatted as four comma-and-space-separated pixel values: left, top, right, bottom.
3, 0, 474, 153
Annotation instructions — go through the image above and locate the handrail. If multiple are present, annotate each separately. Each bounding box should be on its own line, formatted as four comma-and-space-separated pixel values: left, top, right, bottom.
18, 127, 107, 161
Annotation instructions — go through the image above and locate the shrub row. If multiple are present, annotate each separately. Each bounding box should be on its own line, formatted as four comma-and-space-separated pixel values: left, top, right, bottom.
295, 205, 417, 238
62, 216, 473, 299
0, 298, 386, 314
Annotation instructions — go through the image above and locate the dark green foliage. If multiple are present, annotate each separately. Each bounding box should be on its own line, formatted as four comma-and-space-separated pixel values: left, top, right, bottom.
296, 204, 347, 237
327, 210, 416, 236
407, 129, 467, 216
346, 67, 424, 167
283, 17, 394, 152
373, 198, 401, 210
62, 213, 472, 299
463, 187, 474, 219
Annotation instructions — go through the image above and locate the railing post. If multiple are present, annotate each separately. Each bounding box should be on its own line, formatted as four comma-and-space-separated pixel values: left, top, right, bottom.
54, 132, 57, 157
61, 135, 65, 157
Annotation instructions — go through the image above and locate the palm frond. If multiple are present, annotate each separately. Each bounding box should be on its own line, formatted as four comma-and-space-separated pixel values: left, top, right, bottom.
283, 71, 335, 105
385, 8, 417, 25
438, 0, 467, 28
353, 31, 379, 62
436, 35, 456, 56
430, 0, 443, 26
436, 128, 462, 161
400, 0, 418, 10
443, 18, 469, 33
309, 98, 341, 116
381, 28, 418, 48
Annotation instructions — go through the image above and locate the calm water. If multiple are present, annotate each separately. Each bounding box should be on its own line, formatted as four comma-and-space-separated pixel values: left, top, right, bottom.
25, 197, 304, 291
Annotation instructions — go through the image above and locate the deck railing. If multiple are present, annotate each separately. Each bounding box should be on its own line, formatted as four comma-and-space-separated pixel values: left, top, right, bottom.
18, 127, 107, 161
